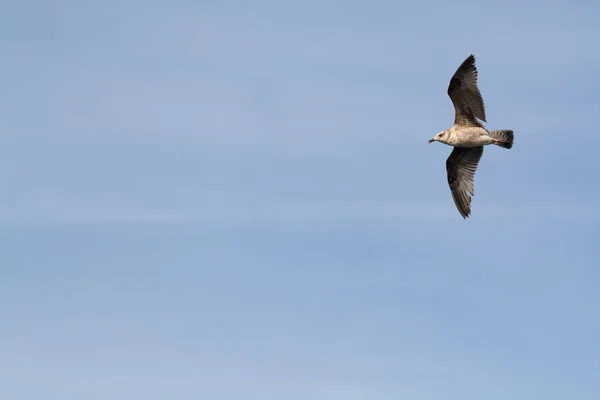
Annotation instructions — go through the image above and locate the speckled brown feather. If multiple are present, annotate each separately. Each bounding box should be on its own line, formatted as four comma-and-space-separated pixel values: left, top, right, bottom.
447, 54, 487, 127
446, 146, 484, 218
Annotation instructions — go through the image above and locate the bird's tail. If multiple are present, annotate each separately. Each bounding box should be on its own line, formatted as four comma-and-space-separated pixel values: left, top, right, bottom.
488, 129, 514, 149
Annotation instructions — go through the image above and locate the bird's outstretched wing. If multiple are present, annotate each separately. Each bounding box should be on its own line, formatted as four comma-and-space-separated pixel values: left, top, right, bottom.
447, 54, 487, 126
446, 146, 484, 218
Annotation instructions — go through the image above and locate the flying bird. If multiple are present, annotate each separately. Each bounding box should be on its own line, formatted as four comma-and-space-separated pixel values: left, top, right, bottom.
429, 54, 514, 218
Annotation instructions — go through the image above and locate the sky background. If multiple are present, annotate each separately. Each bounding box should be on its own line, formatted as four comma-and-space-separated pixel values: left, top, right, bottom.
1, 0, 600, 399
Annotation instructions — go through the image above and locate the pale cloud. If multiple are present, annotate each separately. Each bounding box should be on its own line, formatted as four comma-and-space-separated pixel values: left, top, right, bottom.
1, 190, 597, 224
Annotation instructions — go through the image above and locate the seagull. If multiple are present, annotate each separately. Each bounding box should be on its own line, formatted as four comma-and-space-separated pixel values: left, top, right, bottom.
429, 54, 514, 219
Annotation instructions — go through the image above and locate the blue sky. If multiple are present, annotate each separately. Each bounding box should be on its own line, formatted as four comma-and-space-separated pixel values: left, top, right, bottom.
1, 0, 599, 399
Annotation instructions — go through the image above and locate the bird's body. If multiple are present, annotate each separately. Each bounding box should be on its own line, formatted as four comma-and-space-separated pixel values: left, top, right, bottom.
429, 54, 514, 218
441, 125, 493, 148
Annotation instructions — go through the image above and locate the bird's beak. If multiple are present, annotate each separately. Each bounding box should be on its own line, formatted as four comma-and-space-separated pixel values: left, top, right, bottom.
428, 138, 435, 143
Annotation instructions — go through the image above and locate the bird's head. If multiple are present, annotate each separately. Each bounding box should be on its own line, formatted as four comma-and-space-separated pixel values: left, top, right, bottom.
429, 130, 448, 144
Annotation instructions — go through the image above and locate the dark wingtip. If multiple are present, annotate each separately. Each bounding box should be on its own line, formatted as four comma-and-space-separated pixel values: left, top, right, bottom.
454, 54, 476, 70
